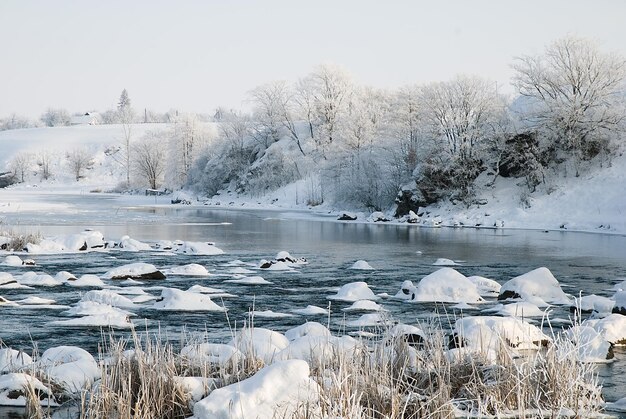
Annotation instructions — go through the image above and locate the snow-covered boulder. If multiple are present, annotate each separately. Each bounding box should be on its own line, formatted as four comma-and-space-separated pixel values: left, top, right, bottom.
228, 267, 255, 274
67, 274, 105, 287
0, 272, 24, 289
3, 255, 24, 266
453, 316, 550, 356
38, 346, 100, 392
275, 251, 307, 266
258, 260, 293, 271
284, 322, 331, 341
79, 289, 136, 309
498, 267, 571, 305
25, 230, 105, 253
174, 376, 217, 403
228, 328, 289, 364
50, 312, 132, 329
564, 325, 614, 362
612, 291, 626, 315
368, 211, 390, 222
116, 235, 152, 251
350, 260, 374, 270
573, 294, 615, 315
395, 280, 417, 300
483, 302, 548, 318
328, 281, 378, 302
193, 360, 319, 419
64, 301, 133, 318
337, 212, 357, 221
55, 271, 77, 283
291, 305, 329, 316
346, 313, 388, 327
467, 275, 501, 297
153, 288, 225, 311
251, 310, 293, 318
0, 349, 32, 373
18, 271, 62, 287
166, 264, 210, 276
433, 258, 458, 266
224, 276, 272, 285
174, 241, 224, 255
0, 296, 17, 306
342, 300, 385, 312
584, 314, 626, 345
387, 324, 426, 347
0, 373, 58, 407
408, 268, 483, 303
275, 335, 359, 367
102, 262, 165, 280
180, 343, 242, 367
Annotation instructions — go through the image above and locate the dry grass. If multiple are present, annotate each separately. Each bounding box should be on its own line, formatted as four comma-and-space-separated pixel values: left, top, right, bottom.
0, 225, 42, 251
21, 316, 605, 419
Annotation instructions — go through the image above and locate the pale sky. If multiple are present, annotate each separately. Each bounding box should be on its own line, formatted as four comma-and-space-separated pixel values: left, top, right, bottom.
1, 0, 625, 118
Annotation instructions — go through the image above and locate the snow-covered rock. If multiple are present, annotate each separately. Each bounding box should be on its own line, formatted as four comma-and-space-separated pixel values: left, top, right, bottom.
433, 258, 458, 266
38, 346, 100, 392
224, 276, 272, 285
174, 376, 217, 402
483, 302, 548, 318
258, 260, 293, 271
67, 274, 105, 287
275, 251, 307, 265
0, 272, 25, 289
18, 271, 62, 287
55, 271, 77, 282
251, 310, 293, 318
166, 264, 210, 276
0, 296, 17, 306
50, 312, 132, 329
79, 289, 136, 308
350, 260, 374, 270
498, 267, 571, 305
174, 241, 224, 256
153, 288, 225, 311
345, 312, 388, 327
573, 294, 615, 314
564, 325, 613, 362
342, 300, 385, 312
407, 268, 483, 303
193, 360, 319, 419
368, 211, 390, 222
180, 343, 242, 367
612, 291, 626, 315
328, 281, 378, 302
25, 230, 105, 253
0, 349, 32, 373
395, 280, 417, 300
102, 262, 165, 280
291, 305, 329, 316
3, 255, 24, 266
284, 322, 331, 341
64, 301, 133, 318
454, 316, 550, 356
0, 373, 57, 407
16, 296, 56, 305
584, 314, 626, 345
187, 285, 226, 294
467, 275, 501, 297
228, 267, 255, 275
228, 328, 289, 364
275, 335, 359, 367
116, 235, 152, 251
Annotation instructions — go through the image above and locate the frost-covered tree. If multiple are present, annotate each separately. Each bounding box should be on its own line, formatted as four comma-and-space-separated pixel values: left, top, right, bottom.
66, 148, 93, 181
36, 149, 55, 180
9, 152, 33, 183
512, 36, 626, 173
133, 130, 166, 190
0, 114, 35, 131
115, 89, 135, 187
166, 113, 211, 188
40, 108, 70, 127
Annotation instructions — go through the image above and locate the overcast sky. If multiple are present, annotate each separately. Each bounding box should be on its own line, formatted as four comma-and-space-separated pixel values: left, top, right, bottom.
1, 0, 625, 118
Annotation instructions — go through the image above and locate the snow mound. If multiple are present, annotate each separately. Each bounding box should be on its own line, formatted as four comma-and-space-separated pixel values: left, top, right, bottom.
251, 310, 294, 318
224, 276, 272, 285
573, 294, 615, 314
275, 335, 359, 367
612, 291, 626, 315
228, 328, 289, 364
0, 349, 32, 373
174, 241, 224, 255
228, 267, 255, 274
565, 325, 613, 363
0, 272, 26, 289
166, 264, 210, 276
67, 274, 105, 287
102, 262, 165, 280
345, 312, 387, 327
433, 258, 458, 266
25, 230, 105, 253
79, 289, 136, 308
328, 281, 378, 302
454, 316, 550, 356
350, 260, 374, 270
193, 360, 319, 419
0, 373, 58, 407
342, 300, 385, 312
55, 271, 77, 282
38, 346, 100, 392
258, 260, 293, 271
3, 255, 25, 266
50, 312, 132, 329
483, 302, 548, 318
153, 288, 225, 311
409, 268, 483, 303
16, 296, 56, 305
584, 314, 626, 345
0, 296, 17, 306
498, 267, 571, 305
180, 343, 242, 367
64, 301, 134, 317
187, 285, 226, 294
291, 305, 329, 316
18, 271, 62, 287
275, 251, 308, 266
467, 275, 501, 296
116, 235, 152, 251
284, 322, 331, 341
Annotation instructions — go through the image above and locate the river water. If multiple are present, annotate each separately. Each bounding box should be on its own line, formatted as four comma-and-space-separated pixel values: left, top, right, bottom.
1, 196, 626, 406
